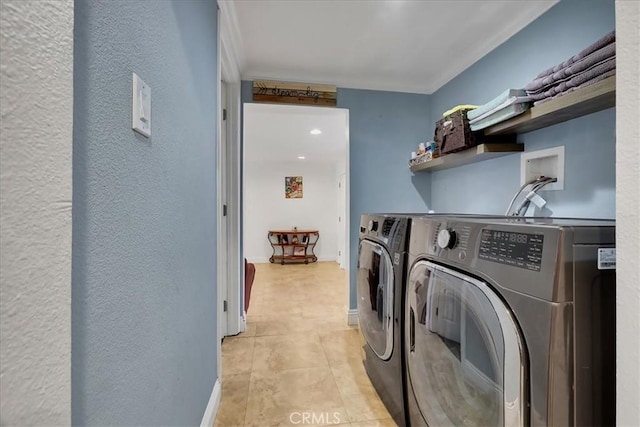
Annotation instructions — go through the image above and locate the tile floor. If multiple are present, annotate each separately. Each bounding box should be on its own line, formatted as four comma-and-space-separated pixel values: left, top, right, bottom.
214, 262, 396, 427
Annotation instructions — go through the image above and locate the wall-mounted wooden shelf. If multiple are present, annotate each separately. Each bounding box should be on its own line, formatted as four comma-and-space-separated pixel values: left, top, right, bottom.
484, 76, 616, 136
410, 143, 524, 172
410, 75, 615, 173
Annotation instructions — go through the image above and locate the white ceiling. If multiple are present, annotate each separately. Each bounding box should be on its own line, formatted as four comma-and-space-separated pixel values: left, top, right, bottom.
244, 103, 348, 164
224, 0, 558, 94
232, 1, 557, 165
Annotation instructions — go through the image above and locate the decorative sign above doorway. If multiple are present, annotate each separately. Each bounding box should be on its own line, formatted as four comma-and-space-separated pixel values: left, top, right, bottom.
253, 80, 337, 106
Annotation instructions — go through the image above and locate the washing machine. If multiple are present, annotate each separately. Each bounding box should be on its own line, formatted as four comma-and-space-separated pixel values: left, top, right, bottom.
357, 214, 412, 426
404, 216, 616, 427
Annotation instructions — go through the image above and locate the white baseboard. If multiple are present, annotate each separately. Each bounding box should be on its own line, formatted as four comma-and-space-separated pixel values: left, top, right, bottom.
200, 377, 221, 427
347, 309, 358, 326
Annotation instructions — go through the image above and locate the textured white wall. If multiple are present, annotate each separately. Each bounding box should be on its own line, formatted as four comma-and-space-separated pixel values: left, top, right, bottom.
615, 2, 640, 426
244, 161, 339, 263
0, 1, 73, 425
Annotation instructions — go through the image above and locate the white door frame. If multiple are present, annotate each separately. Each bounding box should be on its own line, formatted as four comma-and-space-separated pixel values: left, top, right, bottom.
219, 74, 243, 339
343, 115, 352, 322
217, 78, 229, 340
337, 172, 347, 269
217, 0, 244, 377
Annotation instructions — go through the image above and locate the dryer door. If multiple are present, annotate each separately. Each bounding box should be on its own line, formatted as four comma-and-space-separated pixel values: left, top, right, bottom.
357, 240, 394, 360
405, 260, 526, 427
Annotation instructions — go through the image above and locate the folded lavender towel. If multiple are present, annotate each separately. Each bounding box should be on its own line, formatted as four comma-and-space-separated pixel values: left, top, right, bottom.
529, 87, 557, 102
558, 57, 615, 90
526, 43, 616, 93
563, 42, 615, 77
528, 57, 615, 102
534, 30, 615, 79
552, 57, 615, 93
533, 69, 616, 106
527, 54, 616, 98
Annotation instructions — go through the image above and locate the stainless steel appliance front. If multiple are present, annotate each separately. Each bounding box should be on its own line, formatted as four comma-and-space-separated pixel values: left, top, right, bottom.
405, 216, 616, 427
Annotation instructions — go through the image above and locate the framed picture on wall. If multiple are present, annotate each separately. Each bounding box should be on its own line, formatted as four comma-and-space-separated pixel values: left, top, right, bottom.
285, 176, 303, 199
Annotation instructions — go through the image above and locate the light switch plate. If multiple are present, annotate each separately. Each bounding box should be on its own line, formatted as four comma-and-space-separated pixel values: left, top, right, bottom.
132, 72, 151, 137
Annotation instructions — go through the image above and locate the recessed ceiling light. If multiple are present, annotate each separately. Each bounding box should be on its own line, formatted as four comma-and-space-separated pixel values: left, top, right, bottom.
310, 129, 322, 135
298, 156, 306, 160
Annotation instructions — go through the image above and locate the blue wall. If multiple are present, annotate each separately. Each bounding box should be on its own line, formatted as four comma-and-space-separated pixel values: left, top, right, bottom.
429, 0, 616, 217
73, 1, 218, 425
337, 89, 432, 308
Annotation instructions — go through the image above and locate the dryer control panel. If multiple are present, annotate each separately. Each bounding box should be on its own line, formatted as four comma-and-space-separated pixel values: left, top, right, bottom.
409, 215, 614, 302
478, 229, 544, 272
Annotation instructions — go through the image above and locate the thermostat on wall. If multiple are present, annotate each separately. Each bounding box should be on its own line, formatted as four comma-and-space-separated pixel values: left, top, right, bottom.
132, 72, 151, 137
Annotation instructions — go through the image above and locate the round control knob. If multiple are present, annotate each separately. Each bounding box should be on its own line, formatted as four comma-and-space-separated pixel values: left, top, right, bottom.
368, 220, 378, 232
437, 228, 457, 249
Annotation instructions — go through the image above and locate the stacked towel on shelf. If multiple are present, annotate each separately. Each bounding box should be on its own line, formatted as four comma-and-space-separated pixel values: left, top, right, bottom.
442, 104, 478, 117
525, 30, 616, 105
467, 89, 532, 131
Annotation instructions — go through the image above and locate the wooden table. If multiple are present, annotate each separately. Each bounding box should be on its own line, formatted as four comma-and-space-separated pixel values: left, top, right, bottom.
268, 230, 319, 264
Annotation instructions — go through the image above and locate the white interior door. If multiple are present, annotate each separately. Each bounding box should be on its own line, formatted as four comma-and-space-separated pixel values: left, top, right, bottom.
337, 172, 347, 268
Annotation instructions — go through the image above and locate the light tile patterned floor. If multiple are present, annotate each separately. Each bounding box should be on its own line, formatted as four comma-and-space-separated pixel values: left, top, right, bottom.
215, 262, 396, 427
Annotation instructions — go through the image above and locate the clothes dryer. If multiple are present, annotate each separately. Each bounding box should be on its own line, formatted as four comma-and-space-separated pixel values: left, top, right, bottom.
404, 216, 616, 427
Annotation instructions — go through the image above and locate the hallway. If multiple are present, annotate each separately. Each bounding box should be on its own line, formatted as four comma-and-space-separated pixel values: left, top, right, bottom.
215, 262, 395, 427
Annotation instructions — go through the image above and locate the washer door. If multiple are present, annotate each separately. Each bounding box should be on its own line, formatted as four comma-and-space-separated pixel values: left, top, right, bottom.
357, 240, 394, 360
405, 260, 526, 427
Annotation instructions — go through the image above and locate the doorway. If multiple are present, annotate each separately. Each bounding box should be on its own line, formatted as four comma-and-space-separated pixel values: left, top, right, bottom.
242, 102, 350, 312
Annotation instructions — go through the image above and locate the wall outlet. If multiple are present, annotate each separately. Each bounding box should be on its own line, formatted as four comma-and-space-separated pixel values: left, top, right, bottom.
520, 146, 565, 191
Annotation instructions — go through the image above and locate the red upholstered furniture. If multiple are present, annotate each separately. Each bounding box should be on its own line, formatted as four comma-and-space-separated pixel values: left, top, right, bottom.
244, 258, 256, 312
